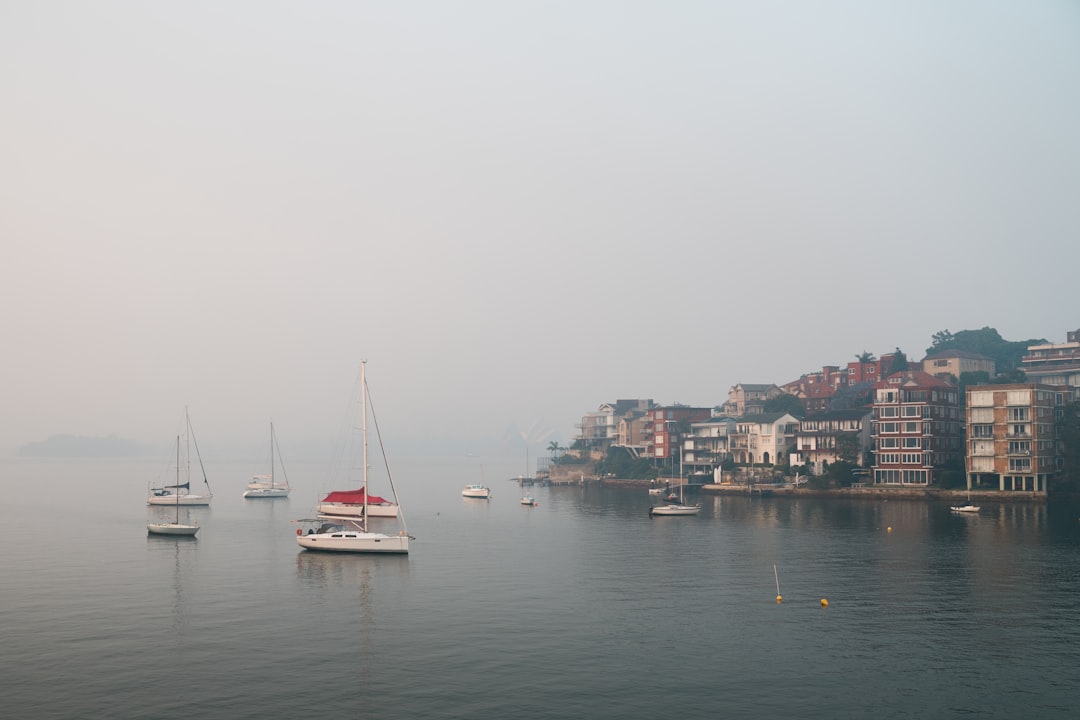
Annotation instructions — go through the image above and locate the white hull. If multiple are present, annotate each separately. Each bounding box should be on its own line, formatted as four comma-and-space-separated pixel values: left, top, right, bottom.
316, 502, 399, 518
462, 484, 490, 499
296, 529, 409, 553
650, 504, 701, 516
520, 497, 536, 506
148, 493, 212, 506
244, 487, 290, 498
147, 522, 199, 536
951, 505, 980, 513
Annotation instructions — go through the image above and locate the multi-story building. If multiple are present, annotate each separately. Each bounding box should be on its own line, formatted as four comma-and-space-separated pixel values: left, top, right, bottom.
871, 370, 962, 486
576, 399, 653, 453
965, 383, 1072, 493
646, 405, 712, 460
720, 383, 781, 416
730, 412, 799, 465
846, 351, 903, 386
922, 349, 996, 381
615, 412, 650, 454
792, 409, 872, 475
681, 416, 736, 476
1020, 328, 1080, 390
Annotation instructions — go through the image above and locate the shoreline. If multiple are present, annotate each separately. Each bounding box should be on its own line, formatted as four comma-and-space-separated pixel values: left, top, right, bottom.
595, 477, 1047, 502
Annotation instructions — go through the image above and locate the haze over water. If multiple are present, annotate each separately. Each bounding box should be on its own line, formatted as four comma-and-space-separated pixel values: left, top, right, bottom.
4, 455, 1080, 719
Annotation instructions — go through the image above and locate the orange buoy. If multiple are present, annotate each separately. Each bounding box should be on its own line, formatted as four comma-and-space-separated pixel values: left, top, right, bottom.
296, 528, 303, 536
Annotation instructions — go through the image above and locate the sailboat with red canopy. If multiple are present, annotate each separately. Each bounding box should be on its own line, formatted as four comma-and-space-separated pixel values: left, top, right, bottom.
318, 488, 399, 518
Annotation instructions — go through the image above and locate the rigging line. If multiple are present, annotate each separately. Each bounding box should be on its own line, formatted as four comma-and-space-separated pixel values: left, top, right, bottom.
271, 422, 290, 486
363, 375, 408, 534
187, 414, 213, 493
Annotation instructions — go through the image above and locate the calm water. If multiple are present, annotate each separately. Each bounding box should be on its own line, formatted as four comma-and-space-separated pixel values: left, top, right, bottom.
3, 454, 1080, 719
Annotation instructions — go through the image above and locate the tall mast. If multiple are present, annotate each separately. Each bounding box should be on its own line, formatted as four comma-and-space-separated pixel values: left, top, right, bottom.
270, 421, 275, 489
361, 361, 368, 525
175, 435, 181, 522
185, 406, 191, 489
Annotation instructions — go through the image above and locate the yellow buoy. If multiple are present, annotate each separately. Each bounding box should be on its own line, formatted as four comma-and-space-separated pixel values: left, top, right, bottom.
821, 598, 828, 607
887, 526, 892, 533
776, 595, 783, 603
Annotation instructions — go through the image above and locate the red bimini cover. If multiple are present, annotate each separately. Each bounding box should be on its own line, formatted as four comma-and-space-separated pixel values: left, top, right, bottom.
321, 489, 390, 505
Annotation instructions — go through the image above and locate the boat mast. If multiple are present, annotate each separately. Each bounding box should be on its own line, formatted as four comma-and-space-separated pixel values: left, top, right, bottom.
361, 360, 368, 528
175, 435, 181, 522
270, 421, 275, 489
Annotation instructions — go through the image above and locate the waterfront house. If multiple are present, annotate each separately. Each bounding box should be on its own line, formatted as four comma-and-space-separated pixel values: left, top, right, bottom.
792, 408, 872, 475
731, 412, 799, 466
682, 416, 736, 477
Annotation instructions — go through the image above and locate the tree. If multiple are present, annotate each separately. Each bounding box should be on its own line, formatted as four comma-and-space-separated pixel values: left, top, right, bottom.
926, 326, 1045, 372
762, 393, 806, 418
547, 440, 563, 459
891, 348, 908, 372
1054, 401, 1080, 496
835, 433, 860, 464
595, 446, 658, 480
856, 351, 876, 363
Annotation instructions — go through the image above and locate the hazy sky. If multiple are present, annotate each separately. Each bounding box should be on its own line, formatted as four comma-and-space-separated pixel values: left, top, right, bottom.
3, 1, 1079, 458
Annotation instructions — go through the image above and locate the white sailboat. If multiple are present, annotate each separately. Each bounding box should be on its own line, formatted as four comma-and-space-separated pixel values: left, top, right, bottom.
295, 361, 410, 554
519, 449, 537, 506
650, 450, 701, 517
148, 408, 213, 507
463, 465, 491, 499
148, 436, 200, 536
243, 422, 292, 498
951, 494, 980, 513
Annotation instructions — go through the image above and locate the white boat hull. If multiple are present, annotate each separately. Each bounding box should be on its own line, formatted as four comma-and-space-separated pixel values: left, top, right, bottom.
244, 487, 290, 498
147, 522, 199, 536
148, 493, 212, 506
650, 504, 701, 516
316, 502, 398, 517
951, 505, 980, 513
462, 485, 490, 499
296, 529, 409, 553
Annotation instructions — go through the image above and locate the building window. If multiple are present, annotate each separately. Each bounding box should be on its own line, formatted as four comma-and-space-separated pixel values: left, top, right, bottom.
880, 422, 898, 434
902, 437, 921, 448
904, 422, 919, 434
901, 453, 921, 464
1009, 458, 1031, 472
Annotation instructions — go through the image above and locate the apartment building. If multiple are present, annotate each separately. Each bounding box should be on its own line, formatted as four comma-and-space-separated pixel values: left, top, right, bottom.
576, 399, 653, 452
646, 405, 712, 460
965, 383, 1071, 493
681, 416, 736, 475
1020, 328, 1080, 390
871, 370, 962, 486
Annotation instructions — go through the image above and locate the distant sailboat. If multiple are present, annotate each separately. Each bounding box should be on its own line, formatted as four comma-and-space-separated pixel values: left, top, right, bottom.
148, 408, 212, 507
243, 422, 291, 498
147, 435, 200, 536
